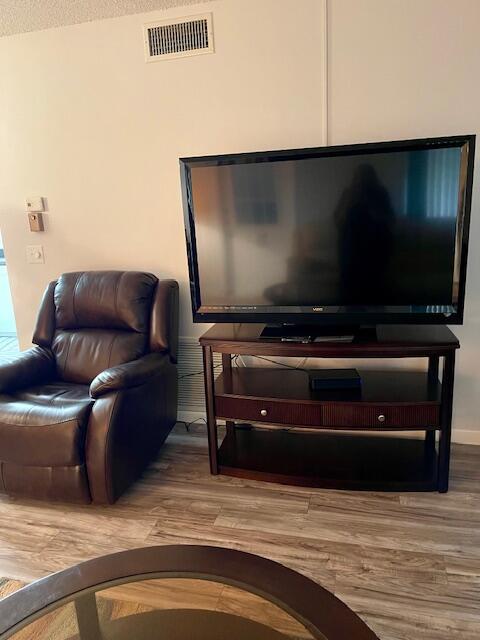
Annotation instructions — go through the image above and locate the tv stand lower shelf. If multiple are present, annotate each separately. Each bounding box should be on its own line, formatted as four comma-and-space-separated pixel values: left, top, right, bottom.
200, 324, 459, 493
218, 428, 438, 491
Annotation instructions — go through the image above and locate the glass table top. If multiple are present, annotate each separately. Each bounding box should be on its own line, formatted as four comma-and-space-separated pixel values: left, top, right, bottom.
8, 577, 316, 640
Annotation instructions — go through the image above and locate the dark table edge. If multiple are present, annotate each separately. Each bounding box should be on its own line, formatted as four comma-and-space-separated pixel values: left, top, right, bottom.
0, 545, 378, 640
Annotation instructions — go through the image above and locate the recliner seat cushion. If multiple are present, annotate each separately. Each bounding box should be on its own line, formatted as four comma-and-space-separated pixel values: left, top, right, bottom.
0, 383, 93, 467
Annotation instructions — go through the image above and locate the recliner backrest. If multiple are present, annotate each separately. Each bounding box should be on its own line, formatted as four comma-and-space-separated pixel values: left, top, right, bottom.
33, 271, 161, 384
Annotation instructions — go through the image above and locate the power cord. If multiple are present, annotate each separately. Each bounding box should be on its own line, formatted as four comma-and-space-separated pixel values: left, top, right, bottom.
178, 363, 222, 379
177, 417, 207, 432
177, 354, 235, 380
178, 353, 309, 379
245, 354, 309, 372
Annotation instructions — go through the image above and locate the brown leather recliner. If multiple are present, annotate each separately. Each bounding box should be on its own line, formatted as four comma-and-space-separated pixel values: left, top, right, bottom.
0, 271, 178, 504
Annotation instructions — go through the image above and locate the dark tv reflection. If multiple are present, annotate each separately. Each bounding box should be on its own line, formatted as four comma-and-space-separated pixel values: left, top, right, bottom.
190, 147, 461, 308
336, 165, 394, 304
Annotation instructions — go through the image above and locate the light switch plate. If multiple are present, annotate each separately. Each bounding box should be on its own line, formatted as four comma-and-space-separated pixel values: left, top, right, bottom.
26, 245, 45, 264
25, 197, 44, 213
28, 212, 44, 232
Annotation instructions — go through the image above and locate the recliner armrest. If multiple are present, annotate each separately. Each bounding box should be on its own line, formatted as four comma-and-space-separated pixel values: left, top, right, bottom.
0, 346, 55, 393
89, 352, 170, 399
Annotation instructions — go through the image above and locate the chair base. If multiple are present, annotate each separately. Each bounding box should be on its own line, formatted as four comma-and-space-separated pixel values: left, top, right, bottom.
0, 462, 91, 503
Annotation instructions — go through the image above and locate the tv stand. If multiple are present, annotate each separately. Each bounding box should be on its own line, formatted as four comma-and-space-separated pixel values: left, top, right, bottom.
260, 323, 377, 341
199, 324, 459, 492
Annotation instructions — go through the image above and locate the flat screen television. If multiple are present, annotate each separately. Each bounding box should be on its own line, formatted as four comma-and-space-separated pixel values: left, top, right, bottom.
180, 135, 475, 330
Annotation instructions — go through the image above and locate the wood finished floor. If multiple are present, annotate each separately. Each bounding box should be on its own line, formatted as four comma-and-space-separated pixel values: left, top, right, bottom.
1, 423, 480, 640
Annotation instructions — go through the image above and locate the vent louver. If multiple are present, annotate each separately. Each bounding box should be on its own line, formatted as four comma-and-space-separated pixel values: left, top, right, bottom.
144, 13, 214, 61
177, 338, 221, 412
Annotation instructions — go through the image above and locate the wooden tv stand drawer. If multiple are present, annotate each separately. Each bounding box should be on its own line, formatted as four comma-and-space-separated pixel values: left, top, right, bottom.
216, 395, 439, 429
322, 403, 439, 428
216, 395, 324, 428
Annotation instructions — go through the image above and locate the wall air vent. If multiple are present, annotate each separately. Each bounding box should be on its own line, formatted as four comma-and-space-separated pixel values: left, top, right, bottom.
177, 337, 221, 414
144, 13, 214, 62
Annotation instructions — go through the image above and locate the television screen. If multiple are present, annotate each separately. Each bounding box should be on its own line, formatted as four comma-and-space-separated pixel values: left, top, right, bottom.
181, 136, 474, 325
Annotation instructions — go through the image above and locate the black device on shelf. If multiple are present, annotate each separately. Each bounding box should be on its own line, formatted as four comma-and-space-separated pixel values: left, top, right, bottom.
180, 135, 474, 335
309, 368, 361, 391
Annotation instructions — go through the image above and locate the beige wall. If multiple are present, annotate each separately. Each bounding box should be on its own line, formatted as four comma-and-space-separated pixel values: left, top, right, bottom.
0, 0, 326, 342
328, 0, 480, 442
1, 0, 480, 441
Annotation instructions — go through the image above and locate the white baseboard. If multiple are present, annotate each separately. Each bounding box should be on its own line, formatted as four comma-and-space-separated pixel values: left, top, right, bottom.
452, 429, 480, 445
177, 410, 480, 446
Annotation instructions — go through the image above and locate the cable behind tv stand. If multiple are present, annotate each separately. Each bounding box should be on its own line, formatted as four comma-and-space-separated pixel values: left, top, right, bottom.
199, 323, 459, 493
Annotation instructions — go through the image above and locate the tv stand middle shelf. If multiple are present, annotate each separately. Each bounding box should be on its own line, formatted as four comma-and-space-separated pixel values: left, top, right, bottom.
215, 368, 441, 431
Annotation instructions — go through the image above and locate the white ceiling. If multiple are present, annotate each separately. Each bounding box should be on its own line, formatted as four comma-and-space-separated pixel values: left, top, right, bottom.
0, 0, 204, 37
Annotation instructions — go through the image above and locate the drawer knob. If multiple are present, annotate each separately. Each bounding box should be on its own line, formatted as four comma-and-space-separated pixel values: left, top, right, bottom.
260, 409, 268, 417
378, 414, 386, 423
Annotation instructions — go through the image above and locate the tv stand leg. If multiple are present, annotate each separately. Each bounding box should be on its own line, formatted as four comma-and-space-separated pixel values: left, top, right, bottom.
222, 353, 236, 438
438, 352, 455, 493
428, 355, 439, 392
425, 430, 436, 452
425, 356, 439, 454
203, 345, 219, 474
